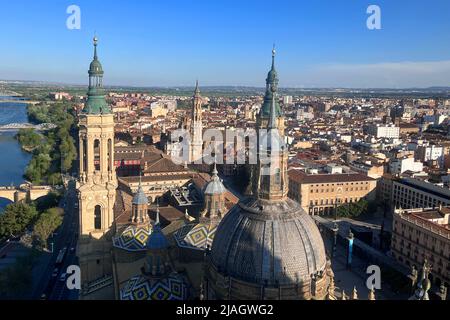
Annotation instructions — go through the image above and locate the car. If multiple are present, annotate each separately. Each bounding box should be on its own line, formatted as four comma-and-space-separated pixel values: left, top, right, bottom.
52, 268, 59, 277
59, 273, 67, 282
40, 294, 47, 300
69, 247, 75, 253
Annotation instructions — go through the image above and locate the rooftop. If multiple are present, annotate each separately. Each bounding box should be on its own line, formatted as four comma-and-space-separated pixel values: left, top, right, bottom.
289, 169, 375, 184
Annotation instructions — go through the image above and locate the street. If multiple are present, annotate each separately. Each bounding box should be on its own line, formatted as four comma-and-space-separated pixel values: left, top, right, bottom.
33, 181, 79, 300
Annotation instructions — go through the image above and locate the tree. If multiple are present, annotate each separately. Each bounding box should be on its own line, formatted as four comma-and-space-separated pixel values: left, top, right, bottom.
33, 208, 63, 248
48, 173, 62, 186
336, 199, 370, 218
0, 252, 37, 299
16, 128, 42, 150
34, 192, 61, 212
0, 203, 38, 239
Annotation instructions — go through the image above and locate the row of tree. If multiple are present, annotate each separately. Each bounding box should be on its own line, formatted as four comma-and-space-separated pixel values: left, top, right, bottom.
0, 196, 63, 298
0, 193, 63, 246
335, 199, 378, 218
16, 128, 43, 150
19, 101, 78, 185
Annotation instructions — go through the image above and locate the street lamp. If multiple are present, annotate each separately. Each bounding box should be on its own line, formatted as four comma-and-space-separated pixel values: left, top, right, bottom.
334, 197, 339, 221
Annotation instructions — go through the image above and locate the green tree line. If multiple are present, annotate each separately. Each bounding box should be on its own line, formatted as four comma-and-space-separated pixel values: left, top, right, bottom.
18, 101, 78, 185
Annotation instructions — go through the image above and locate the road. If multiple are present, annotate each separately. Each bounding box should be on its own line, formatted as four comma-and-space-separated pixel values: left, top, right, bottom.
33, 181, 80, 300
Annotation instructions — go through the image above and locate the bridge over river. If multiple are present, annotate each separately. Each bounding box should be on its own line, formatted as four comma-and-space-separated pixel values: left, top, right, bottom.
0, 99, 40, 105
0, 122, 57, 132
0, 185, 54, 203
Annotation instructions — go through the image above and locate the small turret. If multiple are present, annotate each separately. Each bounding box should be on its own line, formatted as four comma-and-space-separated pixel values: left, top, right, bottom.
341, 289, 347, 300
326, 275, 336, 300
202, 162, 227, 220
132, 174, 149, 224
368, 286, 376, 300
351, 286, 358, 300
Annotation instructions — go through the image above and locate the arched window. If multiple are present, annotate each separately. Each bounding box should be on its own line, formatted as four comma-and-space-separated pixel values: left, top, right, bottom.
107, 138, 112, 171
94, 140, 101, 171
94, 205, 102, 230
82, 138, 88, 173
275, 168, 281, 184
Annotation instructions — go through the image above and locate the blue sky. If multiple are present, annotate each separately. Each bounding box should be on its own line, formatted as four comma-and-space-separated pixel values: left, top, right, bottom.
1, 0, 450, 88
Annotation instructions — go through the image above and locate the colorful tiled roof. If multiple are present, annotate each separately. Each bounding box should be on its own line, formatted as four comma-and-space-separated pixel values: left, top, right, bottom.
120, 273, 188, 300
173, 222, 217, 251
113, 224, 152, 252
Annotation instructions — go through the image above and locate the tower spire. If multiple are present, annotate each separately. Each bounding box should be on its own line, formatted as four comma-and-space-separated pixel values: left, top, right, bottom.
194, 79, 200, 96
271, 44, 276, 70
258, 46, 281, 121
93, 35, 98, 60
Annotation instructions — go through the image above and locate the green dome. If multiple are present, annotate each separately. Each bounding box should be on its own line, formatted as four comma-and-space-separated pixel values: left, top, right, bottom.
83, 36, 112, 115
89, 59, 103, 75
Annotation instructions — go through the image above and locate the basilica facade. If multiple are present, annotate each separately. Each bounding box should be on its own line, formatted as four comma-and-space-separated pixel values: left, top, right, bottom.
76, 38, 334, 300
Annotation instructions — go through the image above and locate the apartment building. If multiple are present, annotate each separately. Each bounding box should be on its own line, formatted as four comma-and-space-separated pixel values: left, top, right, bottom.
288, 169, 377, 215
366, 124, 400, 139
392, 177, 450, 210
391, 207, 450, 287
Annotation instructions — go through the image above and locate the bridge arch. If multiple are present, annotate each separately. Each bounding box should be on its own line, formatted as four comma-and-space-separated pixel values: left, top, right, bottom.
0, 197, 14, 211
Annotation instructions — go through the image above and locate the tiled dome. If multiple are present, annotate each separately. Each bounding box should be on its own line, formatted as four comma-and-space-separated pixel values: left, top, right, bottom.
209, 197, 327, 286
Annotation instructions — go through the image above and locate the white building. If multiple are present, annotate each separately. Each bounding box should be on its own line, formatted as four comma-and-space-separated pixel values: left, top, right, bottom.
367, 124, 400, 139
389, 157, 423, 175
283, 96, 293, 105
416, 145, 444, 166
296, 109, 314, 121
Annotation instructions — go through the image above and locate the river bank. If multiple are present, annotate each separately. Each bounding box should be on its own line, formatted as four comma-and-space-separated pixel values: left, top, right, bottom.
0, 100, 32, 211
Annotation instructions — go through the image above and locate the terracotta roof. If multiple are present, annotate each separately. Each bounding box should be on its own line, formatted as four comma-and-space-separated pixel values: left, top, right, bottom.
149, 206, 184, 224
121, 173, 192, 184
114, 189, 133, 225
289, 170, 375, 184
143, 155, 188, 174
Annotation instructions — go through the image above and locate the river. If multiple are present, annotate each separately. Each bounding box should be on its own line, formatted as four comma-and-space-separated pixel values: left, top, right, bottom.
0, 97, 32, 212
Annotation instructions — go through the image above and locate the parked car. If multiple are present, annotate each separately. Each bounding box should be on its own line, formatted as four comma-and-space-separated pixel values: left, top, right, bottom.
52, 268, 59, 277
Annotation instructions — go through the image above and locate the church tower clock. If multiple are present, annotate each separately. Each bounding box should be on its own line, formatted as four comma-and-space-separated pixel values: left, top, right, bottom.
76, 37, 117, 288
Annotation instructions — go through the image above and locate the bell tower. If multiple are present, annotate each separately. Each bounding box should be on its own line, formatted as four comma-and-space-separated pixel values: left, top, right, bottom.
251, 47, 288, 200
77, 36, 117, 288
189, 80, 203, 163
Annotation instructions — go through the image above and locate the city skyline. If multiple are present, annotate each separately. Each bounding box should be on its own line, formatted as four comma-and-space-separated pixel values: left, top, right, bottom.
1, 0, 450, 88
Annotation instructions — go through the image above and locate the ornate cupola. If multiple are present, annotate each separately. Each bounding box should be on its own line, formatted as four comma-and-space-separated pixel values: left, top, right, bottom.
84, 36, 110, 114
132, 175, 149, 224
143, 208, 171, 277
201, 163, 227, 221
